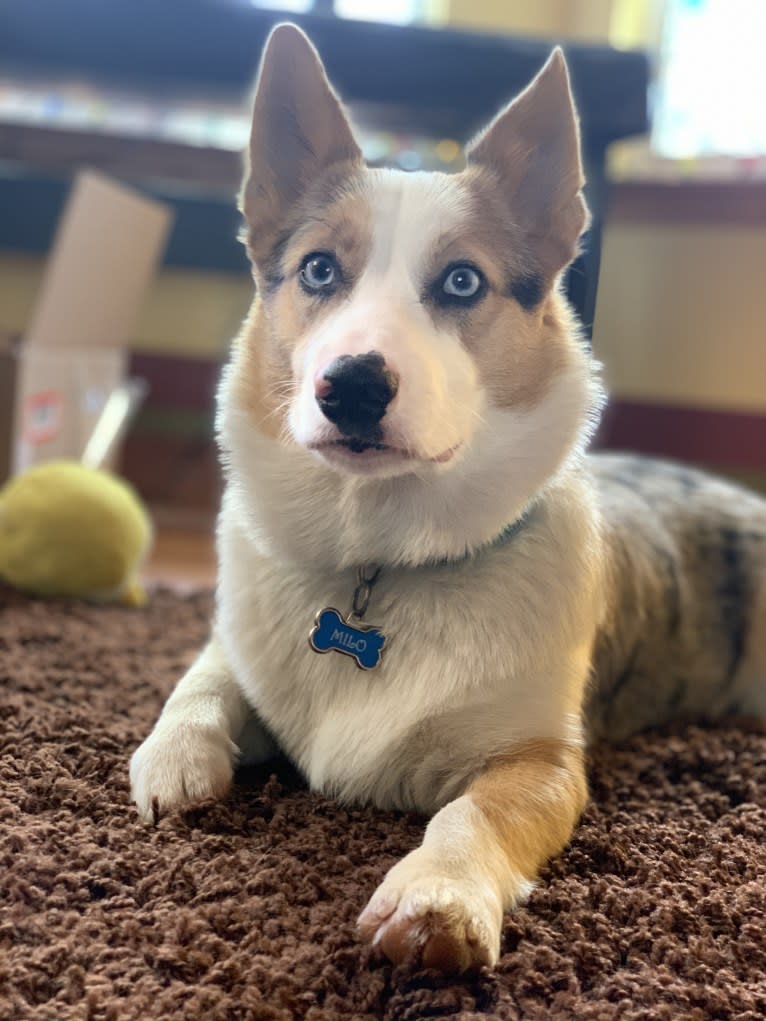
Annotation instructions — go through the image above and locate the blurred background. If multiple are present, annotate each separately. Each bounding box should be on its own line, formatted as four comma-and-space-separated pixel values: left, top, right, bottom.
1, 0, 764, 585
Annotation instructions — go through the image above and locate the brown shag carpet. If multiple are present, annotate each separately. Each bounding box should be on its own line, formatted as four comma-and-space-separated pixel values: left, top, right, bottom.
2, 586, 765, 1021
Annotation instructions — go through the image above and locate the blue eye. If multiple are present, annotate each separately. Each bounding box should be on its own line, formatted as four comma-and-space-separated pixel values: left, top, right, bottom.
437, 261, 486, 304
300, 252, 338, 292
443, 265, 481, 297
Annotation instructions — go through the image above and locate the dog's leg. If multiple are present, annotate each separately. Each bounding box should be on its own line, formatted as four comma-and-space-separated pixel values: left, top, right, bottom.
358, 738, 587, 972
130, 635, 260, 821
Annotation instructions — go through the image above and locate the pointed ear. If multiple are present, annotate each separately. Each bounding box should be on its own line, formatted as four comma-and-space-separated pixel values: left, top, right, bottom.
466, 48, 588, 278
241, 24, 362, 255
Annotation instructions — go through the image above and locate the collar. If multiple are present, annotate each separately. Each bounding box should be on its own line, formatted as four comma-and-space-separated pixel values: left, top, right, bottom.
425, 506, 533, 569
348, 508, 531, 624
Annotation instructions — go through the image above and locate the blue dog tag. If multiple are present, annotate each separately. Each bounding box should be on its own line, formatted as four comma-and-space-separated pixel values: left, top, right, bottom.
309, 607, 386, 671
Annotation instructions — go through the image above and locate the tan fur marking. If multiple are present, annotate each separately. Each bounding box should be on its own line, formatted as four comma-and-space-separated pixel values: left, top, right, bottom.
280, 190, 372, 282
245, 164, 369, 269
461, 291, 571, 410
235, 186, 372, 439
230, 301, 292, 440
415, 168, 577, 412
452, 166, 534, 285
469, 737, 588, 881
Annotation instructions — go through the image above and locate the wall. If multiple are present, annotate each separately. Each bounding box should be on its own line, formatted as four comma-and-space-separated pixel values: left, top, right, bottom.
443, 0, 614, 41
594, 217, 766, 413
0, 253, 250, 360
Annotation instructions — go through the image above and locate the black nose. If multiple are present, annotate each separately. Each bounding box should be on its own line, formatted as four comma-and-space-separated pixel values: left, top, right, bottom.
316, 352, 399, 439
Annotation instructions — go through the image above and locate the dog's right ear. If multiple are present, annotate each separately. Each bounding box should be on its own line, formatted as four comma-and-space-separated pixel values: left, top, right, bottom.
241, 24, 362, 260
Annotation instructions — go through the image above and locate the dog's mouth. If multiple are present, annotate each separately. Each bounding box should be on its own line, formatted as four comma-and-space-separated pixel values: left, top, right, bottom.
332, 438, 390, 454
310, 438, 461, 465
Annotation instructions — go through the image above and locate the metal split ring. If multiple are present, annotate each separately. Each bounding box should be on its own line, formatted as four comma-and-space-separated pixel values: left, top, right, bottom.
351, 565, 382, 619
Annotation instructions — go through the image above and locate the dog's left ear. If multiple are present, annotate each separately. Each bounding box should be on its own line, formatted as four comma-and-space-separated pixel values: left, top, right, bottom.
466, 48, 588, 279
241, 23, 362, 262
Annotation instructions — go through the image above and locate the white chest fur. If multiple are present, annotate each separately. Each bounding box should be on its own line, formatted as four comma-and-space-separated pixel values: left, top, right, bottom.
216, 488, 601, 813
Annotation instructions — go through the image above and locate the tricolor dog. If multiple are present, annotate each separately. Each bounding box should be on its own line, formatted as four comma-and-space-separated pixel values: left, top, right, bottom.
130, 25, 766, 972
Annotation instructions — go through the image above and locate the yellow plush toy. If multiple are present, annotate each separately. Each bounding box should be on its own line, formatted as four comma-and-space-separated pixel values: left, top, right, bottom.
0, 460, 152, 606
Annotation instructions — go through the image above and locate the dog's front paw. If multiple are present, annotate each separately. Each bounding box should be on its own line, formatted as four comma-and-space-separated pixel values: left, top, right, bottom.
357, 847, 504, 973
129, 722, 236, 822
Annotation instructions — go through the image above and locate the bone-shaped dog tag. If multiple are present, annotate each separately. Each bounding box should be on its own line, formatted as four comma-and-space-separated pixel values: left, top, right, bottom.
309, 607, 386, 670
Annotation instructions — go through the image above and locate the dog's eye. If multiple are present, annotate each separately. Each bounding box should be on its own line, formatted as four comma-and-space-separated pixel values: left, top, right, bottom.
439, 264, 485, 305
300, 252, 338, 293
443, 266, 481, 297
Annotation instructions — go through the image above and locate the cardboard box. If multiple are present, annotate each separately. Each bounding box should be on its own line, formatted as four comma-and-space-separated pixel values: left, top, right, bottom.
0, 170, 171, 482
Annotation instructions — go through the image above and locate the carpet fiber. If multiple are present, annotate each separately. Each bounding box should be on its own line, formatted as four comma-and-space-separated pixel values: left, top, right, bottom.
2, 586, 765, 1021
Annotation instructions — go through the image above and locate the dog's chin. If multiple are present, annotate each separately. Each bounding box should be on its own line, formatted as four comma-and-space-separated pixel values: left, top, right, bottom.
307, 437, 463, 479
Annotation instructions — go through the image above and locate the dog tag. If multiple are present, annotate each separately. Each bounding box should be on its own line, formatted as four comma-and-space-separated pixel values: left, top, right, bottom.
309, 607, 386, 671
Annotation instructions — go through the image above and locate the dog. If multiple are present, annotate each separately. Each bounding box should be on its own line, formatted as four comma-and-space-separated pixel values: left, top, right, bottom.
130, 24, 766, 973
